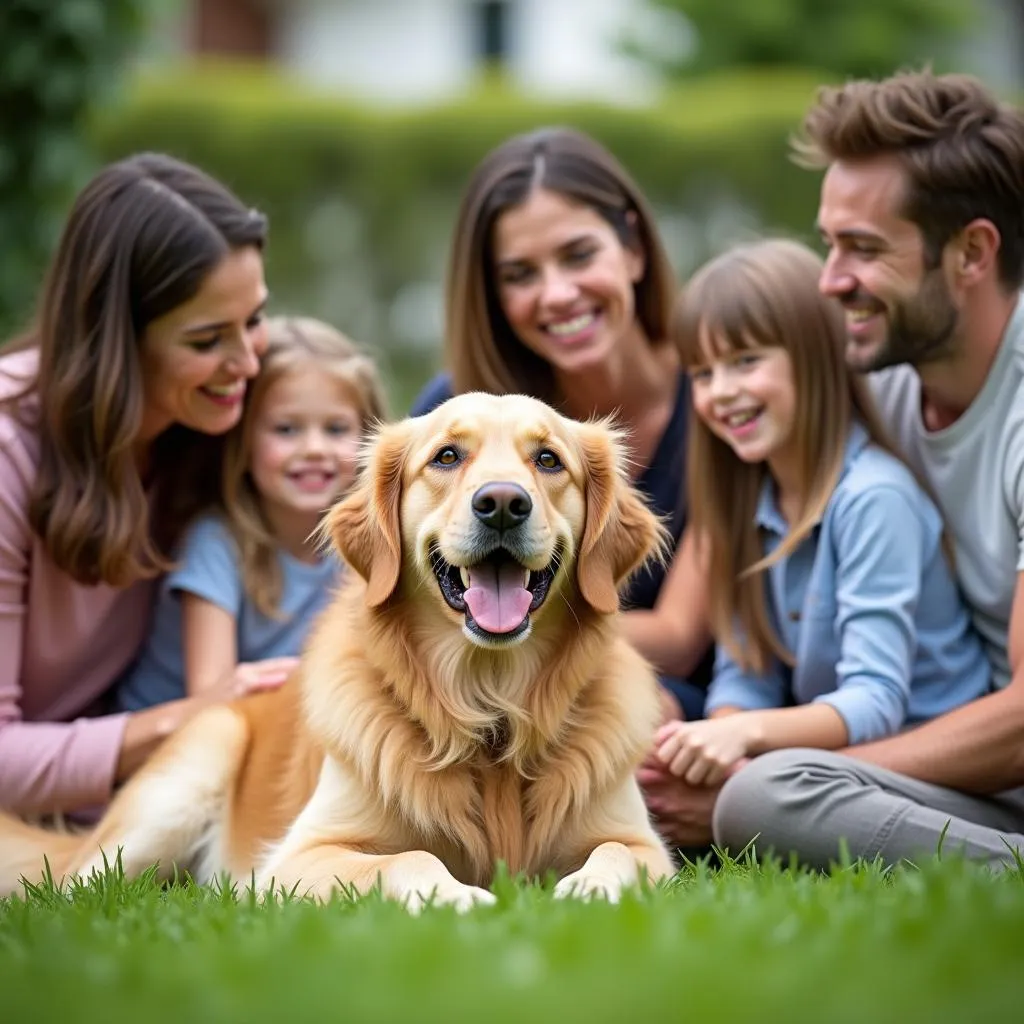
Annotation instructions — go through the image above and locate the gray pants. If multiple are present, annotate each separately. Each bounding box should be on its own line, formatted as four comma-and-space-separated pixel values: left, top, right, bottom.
713, 748, 1024, 870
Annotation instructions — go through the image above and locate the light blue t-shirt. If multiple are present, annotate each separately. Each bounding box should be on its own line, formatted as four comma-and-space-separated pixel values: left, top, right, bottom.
705, 423, 991, 744
116, 515, 341, 711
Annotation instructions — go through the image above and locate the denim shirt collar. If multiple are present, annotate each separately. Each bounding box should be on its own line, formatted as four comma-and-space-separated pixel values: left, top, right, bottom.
754, 421, 871, 537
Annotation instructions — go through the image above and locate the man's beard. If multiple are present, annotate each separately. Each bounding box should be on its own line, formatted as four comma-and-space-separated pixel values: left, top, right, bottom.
849, 268, 959, 373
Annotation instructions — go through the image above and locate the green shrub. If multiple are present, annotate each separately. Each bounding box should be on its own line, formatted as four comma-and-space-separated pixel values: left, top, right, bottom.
0, 0, 148, 337
90, 63, 827, 411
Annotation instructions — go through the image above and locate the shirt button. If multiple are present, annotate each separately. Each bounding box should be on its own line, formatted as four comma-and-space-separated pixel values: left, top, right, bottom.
788, 610, 801, 622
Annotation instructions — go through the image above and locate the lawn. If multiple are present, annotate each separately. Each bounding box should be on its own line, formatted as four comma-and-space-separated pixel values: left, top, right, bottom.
2, 855, 1022, 1024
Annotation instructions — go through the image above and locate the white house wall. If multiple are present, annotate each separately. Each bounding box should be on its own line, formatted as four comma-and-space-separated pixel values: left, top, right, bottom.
275, 0, 657, 104
277, 0, 473, 101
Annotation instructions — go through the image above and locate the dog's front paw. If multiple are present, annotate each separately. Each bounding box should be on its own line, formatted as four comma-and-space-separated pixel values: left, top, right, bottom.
402, 880, 497, 915
553, 870, 624, 903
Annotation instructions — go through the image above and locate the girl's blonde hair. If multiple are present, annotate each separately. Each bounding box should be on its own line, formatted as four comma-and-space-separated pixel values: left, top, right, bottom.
675, 238, 901, 674
220, 316, 388, 618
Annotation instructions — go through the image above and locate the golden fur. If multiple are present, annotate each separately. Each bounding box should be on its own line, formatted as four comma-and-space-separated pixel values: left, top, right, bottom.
0, 393, 674, 910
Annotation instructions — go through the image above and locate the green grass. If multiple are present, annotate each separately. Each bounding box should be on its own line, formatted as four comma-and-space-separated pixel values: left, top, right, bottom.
2, 855, 1023, 1024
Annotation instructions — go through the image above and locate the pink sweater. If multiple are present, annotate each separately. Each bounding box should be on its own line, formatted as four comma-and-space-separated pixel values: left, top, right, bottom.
0, 349, 156, 815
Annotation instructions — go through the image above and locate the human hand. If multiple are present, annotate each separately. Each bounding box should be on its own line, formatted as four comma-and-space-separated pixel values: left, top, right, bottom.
638, 755, 752, 850
638, 770, 720, 849
654, 717, 758, 787
637, 742, 675, 788
208, 657, 299, 701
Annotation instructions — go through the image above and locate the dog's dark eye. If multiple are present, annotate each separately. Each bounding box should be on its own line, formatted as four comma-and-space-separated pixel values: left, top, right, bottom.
536, 449, 563, 472
431, 446, 462, 467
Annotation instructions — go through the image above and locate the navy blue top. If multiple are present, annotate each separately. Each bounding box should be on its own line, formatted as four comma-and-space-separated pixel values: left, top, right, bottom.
409, 371, 691, 611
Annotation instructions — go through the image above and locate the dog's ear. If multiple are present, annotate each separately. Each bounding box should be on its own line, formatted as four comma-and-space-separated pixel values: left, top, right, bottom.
322, 421, 408, 607
575, 422, 670, 615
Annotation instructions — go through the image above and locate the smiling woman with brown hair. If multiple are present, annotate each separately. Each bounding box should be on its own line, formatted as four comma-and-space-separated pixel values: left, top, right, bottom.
0, 152, 275, 817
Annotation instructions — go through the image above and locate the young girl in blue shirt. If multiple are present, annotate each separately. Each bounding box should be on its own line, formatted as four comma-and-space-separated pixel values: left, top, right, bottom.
654, 238, 990, 786
117, 317, 387, 711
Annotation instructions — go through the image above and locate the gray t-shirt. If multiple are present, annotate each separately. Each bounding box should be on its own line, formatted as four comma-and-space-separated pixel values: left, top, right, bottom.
116, 515, 341, 710
869, 295, 1024, 688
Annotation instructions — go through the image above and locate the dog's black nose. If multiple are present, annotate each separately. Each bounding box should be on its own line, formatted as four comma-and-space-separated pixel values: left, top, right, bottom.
471, 481, 532, 532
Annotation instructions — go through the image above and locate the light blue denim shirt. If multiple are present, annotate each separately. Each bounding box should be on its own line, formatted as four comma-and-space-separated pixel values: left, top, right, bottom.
116, 515, 342, 712
705, 423, 991, 744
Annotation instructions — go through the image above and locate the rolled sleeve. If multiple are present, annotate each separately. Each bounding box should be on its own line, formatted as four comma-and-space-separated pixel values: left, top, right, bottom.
705, 642, 788, 714
167, 517, 243, 615
0, 713, 129, 815
817, 486, 921, 744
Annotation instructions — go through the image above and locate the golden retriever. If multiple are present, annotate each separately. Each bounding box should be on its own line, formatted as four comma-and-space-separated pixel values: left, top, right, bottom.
0, 393, 675, 910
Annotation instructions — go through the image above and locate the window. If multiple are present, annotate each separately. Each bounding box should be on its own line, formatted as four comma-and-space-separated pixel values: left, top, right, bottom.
475, 0, 511, 65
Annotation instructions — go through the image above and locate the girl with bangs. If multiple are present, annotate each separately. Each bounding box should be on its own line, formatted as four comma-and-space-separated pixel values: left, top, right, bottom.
652, 238, 990, 787
117, 318, 387, 712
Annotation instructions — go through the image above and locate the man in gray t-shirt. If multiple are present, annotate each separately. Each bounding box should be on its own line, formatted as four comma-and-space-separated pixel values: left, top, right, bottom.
712, 69, 1024, 870
869, 299, 1024, 691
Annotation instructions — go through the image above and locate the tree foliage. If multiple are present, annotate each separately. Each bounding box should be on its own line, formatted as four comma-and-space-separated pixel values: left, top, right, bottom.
0, 0, 149, 335
627, 0, 971, 81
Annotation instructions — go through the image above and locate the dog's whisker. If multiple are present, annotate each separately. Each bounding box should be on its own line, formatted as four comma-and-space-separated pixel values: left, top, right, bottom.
558, 590, 582, 632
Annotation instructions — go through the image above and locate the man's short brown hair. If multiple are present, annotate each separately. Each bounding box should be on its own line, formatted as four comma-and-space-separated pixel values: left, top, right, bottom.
793, 69, 1024, 289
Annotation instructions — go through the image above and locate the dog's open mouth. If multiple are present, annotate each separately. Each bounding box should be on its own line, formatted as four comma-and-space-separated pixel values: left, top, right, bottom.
431, 546, 556, 640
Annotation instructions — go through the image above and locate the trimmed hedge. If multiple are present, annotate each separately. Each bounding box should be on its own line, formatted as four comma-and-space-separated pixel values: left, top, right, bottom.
90, 63, 828, 411
0, 0, 148, 336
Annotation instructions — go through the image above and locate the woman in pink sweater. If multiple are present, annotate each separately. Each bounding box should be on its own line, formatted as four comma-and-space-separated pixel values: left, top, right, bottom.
0, 153, 293, 816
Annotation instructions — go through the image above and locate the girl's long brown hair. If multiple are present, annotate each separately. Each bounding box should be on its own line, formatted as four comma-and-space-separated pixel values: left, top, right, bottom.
219, 316, 388, 618
2, 153, 267, 586
675, 238, 903, 674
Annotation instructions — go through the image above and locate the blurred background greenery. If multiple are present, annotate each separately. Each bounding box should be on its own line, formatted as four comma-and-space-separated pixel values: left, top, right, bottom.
1, 0, 1019, 411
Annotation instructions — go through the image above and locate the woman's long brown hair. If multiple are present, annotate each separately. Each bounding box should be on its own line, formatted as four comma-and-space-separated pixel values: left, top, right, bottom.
445, 127, 677, 405
2, 153, 267, 586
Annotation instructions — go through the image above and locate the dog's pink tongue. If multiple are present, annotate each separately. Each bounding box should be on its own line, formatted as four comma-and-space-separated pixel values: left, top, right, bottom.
464, 561, 532, 634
